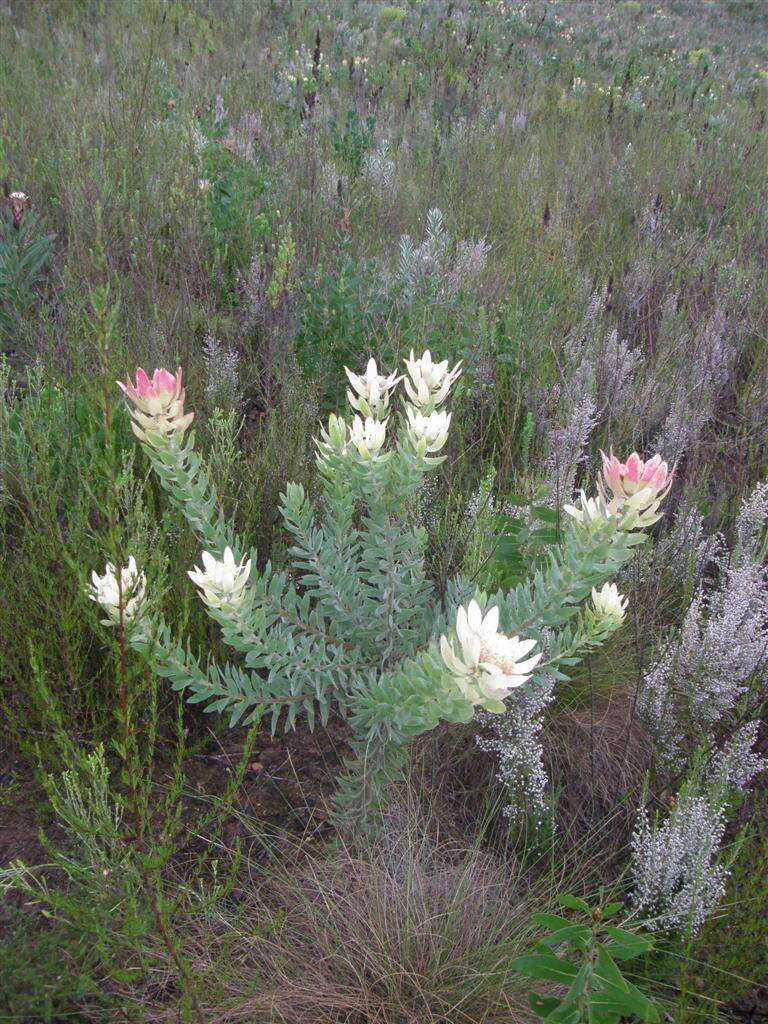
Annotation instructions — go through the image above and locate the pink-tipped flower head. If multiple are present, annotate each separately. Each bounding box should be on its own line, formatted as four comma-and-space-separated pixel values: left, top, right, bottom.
602, 450, 670, 497
118, 366, 193, 446
597, 449, 674, 526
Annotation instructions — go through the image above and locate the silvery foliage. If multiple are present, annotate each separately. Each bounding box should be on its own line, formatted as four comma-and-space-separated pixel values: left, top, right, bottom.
395, 208, 488, 302
362, 139, 396, 191
203, 334, 241, 411
122, 362, 647, 826
630, 772, 729, 935
639, 482, 768, 776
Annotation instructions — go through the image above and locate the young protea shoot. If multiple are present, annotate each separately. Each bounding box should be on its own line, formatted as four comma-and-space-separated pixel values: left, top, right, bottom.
403, 349, 462, 411
344, 358, 399, 420
117, 367, 193, 447
440, 599, 541, 712
591, 582, 628, 624
88, 556, 146, 625
348, 415, 388, 461
188, 547, 251, 613
405, 406, 451, 454
315, 412, 349, 467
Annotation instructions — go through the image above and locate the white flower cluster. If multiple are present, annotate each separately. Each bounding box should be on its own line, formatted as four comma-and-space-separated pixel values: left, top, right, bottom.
336, 349, 461, 463
89, 547, 254, 626
631, 790, 728, 935
439, 600, 541, 713
203, 334, 241, 410
188, 547, 252, 614
475, 671, 555, 823
591, 582, 628, 623
735, 480, 768, 558
88, 557, 146, 626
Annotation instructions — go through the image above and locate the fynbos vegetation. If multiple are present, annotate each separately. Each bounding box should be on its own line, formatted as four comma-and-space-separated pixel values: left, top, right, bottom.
0, 2, 766, 1022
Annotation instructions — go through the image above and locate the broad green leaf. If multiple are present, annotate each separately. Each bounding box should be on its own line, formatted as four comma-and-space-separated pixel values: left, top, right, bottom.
557, 893, 592, 914
591, 979, 659, 1022
511, 954, 580, 984
603, 926, 654, 960
540, 924, 591, 948
529, 993, 561, 1018
533, 912, 575, 931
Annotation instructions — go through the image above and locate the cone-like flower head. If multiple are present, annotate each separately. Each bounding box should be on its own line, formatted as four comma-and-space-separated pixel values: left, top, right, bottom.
405, 406, 451, 454
188, 547, 251, 613
315, 412, 349, 467
118, 367, 193, 446
591, 582, 628, 623
344, 358, 399, 420
403, 349, 461, 411
440, 600, 541, 712
563, 491, 612, 525
349, 415, 388, 460
599, 450, 672, 509
88, 556, 146, 625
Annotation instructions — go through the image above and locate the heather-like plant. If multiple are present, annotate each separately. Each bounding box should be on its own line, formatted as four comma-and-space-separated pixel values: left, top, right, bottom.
93, 358, 674, 826
629, 760, 742, 936
638, 483, 768, 774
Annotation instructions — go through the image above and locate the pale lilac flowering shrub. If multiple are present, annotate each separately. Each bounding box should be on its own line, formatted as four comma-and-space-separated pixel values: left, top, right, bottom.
630, 782, 729, 935
638, 484, 768, 776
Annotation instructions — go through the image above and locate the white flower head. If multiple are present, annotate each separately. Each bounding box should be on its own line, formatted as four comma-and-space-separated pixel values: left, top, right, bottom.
344, 357, 399, 420
405, 405, 451, 454
88, 556, 146, 625
564, 487, 662, 531
188, 547, 251, 612
440, 599, 541, 712
403, 349, 462, 410
348, 415, 388, 460
591, 582, 628, 623
563, 490, 611, 525
315, 413, 349, 466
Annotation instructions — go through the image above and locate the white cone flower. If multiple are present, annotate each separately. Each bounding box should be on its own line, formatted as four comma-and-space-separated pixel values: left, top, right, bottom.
315, 413, 349, 466
405, 405, 451, 454
88, 556, 146, 625
440, 600, 541, 712
403, 349, 462, 410
188, 547, 251, 612
563, 491, 612, 525
591, 582, 628, 623
349, 415, 388, 460
344, 358, 399, 420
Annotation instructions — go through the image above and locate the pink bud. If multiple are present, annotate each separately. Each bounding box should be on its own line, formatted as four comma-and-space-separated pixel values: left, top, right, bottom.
117, 366, 191, 446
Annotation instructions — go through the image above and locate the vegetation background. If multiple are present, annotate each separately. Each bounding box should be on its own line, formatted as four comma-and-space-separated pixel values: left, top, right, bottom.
0, 0, 766, 1021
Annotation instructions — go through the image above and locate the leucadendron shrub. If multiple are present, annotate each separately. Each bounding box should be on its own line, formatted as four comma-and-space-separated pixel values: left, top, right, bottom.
89, 356, 674, 829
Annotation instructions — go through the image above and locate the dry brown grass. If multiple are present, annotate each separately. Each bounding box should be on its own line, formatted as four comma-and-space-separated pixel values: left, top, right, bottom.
135, 797, 550, 1024
544, 691, 652, 853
